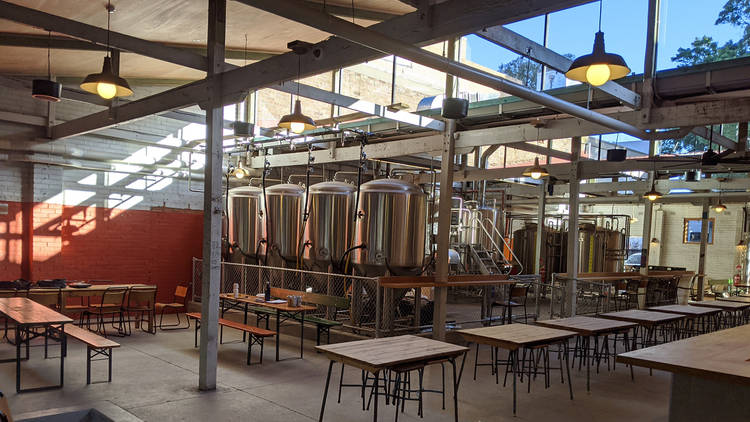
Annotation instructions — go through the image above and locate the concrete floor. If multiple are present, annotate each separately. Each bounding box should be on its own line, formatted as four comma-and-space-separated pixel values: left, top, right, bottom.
0, 315, 670, 421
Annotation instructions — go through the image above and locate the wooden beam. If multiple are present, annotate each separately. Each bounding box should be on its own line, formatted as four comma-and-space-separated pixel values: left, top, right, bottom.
48, 0, 595, 138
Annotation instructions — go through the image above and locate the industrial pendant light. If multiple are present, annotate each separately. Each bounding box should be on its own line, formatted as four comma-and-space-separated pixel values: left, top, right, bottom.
80, 1, 133, 99
32, 31, 62, 102
644, 184, 662, 201
565, 0, 630, 86
522, 157, 549, 180
278, 50, 315, 134
715, 183, 726, 212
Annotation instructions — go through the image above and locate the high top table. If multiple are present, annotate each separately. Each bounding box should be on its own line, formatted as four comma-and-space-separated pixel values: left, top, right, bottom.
617, 324, 750, 422
648, 304, 722, 337
599, 310, 685, 348
689, 300, 750, 327
0, 297, 72, 393
536, 316, 638, 391
457, 324, 576, 415
315, 335, 468, 422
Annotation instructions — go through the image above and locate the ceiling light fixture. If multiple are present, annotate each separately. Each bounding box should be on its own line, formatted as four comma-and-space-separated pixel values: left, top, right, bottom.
278, 41, 316, 134
565, 0, 630, 86
522, 157, 549, 180
715, 181, 727, 213
80, 1, 133, 99
32, 31, 62, 102
644, 184, 662, 201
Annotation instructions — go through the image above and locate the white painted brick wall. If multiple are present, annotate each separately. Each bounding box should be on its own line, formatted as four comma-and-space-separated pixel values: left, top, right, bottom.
0, 80, 205, 211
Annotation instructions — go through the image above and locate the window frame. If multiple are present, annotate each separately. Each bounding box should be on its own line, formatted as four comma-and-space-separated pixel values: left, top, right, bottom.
683, 218, 715, 245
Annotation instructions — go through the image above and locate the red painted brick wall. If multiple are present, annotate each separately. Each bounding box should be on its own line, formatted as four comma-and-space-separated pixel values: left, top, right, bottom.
0, 201, 203, 302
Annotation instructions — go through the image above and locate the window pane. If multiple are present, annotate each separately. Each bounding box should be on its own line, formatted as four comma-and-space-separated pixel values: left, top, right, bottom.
658, 0, 750, 70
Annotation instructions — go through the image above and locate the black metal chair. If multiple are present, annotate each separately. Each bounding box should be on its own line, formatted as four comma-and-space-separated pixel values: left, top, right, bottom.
123, 286, 157, 335
85, 286, 128, 337
489, 283, 530, 324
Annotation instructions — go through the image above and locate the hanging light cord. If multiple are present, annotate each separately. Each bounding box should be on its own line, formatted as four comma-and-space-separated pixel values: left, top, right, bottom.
351, 0, 355, 24
244, 34, 248, 67
598, 0, 603, 32
47, 31, 52, 79
106, 0, 111, 57
296, 54, 301, 100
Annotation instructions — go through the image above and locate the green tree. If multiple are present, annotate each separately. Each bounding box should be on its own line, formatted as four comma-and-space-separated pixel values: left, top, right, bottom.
498, 56, 541, 89
671, 0, 750, 66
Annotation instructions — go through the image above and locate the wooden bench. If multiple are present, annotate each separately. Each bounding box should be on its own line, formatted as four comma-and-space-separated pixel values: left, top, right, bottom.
63, 324, 120, 384
187, 313, 275, 365
269, 288, 348, 345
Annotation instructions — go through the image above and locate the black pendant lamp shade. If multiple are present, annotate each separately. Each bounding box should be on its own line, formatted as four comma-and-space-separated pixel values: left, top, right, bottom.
566, 31, 630, 86
606, 148, 627, 162
279, 99, 316, 134
80, 57, 133, 99
32, 79, 62, 102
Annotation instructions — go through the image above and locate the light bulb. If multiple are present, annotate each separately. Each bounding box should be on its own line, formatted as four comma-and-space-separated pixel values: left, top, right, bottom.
586, 64, 611, 86
290, 121, 306, 134
530, 171, 542, 180
630, 217, 638, 224
234, 169, 245, 179
647, 194, 658, 201
715, 204, 726, 213
96, 82, 117, 99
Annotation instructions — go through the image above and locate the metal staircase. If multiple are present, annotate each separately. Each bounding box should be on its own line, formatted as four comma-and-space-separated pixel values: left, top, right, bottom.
469, 245, 503, 275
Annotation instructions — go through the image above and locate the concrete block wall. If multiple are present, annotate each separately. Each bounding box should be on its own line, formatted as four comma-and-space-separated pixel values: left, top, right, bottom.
0, 81, 205, 301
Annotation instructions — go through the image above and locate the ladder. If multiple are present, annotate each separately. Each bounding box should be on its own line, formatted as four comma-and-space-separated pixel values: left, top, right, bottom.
470, 244, 503, 275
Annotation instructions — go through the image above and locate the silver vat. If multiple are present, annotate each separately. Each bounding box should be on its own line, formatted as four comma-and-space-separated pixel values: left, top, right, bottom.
353, 179, 427, 274
227, 186, 264, 260
264, 183, 304, 261
304, 181, 357, 267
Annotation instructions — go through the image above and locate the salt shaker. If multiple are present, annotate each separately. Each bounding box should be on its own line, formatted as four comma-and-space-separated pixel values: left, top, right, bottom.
233, 283, 239, 298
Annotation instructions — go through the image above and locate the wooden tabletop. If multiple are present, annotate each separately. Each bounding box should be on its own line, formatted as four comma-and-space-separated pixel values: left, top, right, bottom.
457, 324, 577, 351
535, 316, 637, 336
617, 324, 750, 385
717, 296, 750, 304
220, 293, 317, 312
60, 283, 151, 294
648, 304, 722, 317
0, 297, 73, 325
315, 335, 468, 373
689, 300, 750, 310
599, 310, 685, 326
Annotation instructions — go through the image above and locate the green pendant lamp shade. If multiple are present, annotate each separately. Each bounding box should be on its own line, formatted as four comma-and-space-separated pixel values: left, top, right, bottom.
566, 31, 630, 86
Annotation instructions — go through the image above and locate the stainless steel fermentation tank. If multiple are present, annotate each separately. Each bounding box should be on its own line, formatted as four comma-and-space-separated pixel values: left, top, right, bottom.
264, 183, 304, 261
303, 181, 357, 268
512, 222, 626, 274
352, 179, 428, 276
226, 186, 265, 263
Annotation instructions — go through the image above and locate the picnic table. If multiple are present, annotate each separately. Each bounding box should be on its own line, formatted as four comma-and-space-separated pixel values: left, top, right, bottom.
457, 324, 576, 415
536, 316, 637, 391
617, 324, 750, 422
219, 293, 316, 361
0, 297, 72, 393
315, 335, 468, 422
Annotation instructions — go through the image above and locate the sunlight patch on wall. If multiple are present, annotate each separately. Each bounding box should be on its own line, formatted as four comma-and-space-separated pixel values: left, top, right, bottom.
107, 194, 143, 210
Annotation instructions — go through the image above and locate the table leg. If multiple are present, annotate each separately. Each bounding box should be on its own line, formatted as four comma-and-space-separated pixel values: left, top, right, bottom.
300, 310, 305, 359
60, 324, 65, 387
564, 341, 573, 400
16, 324, 21, 393
276, 309, 281, 361
243, 303, 249, 343
586, 336, 591, 392
373, 370, 380, 422
451, 358, 459, 422
511, 349, 517, 415
318, 360, 334, 422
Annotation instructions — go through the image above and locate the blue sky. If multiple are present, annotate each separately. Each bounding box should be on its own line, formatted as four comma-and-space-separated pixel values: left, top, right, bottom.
466, 0, 746, 74
465, 0, 745, 154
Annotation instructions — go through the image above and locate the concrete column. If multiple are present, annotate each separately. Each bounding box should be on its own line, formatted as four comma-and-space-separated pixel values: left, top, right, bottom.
199, 0, 225, 391
433, 118, 456, 341
564, 137, 581, 316
697, 200, 710, 301
535, 180, 546, 274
